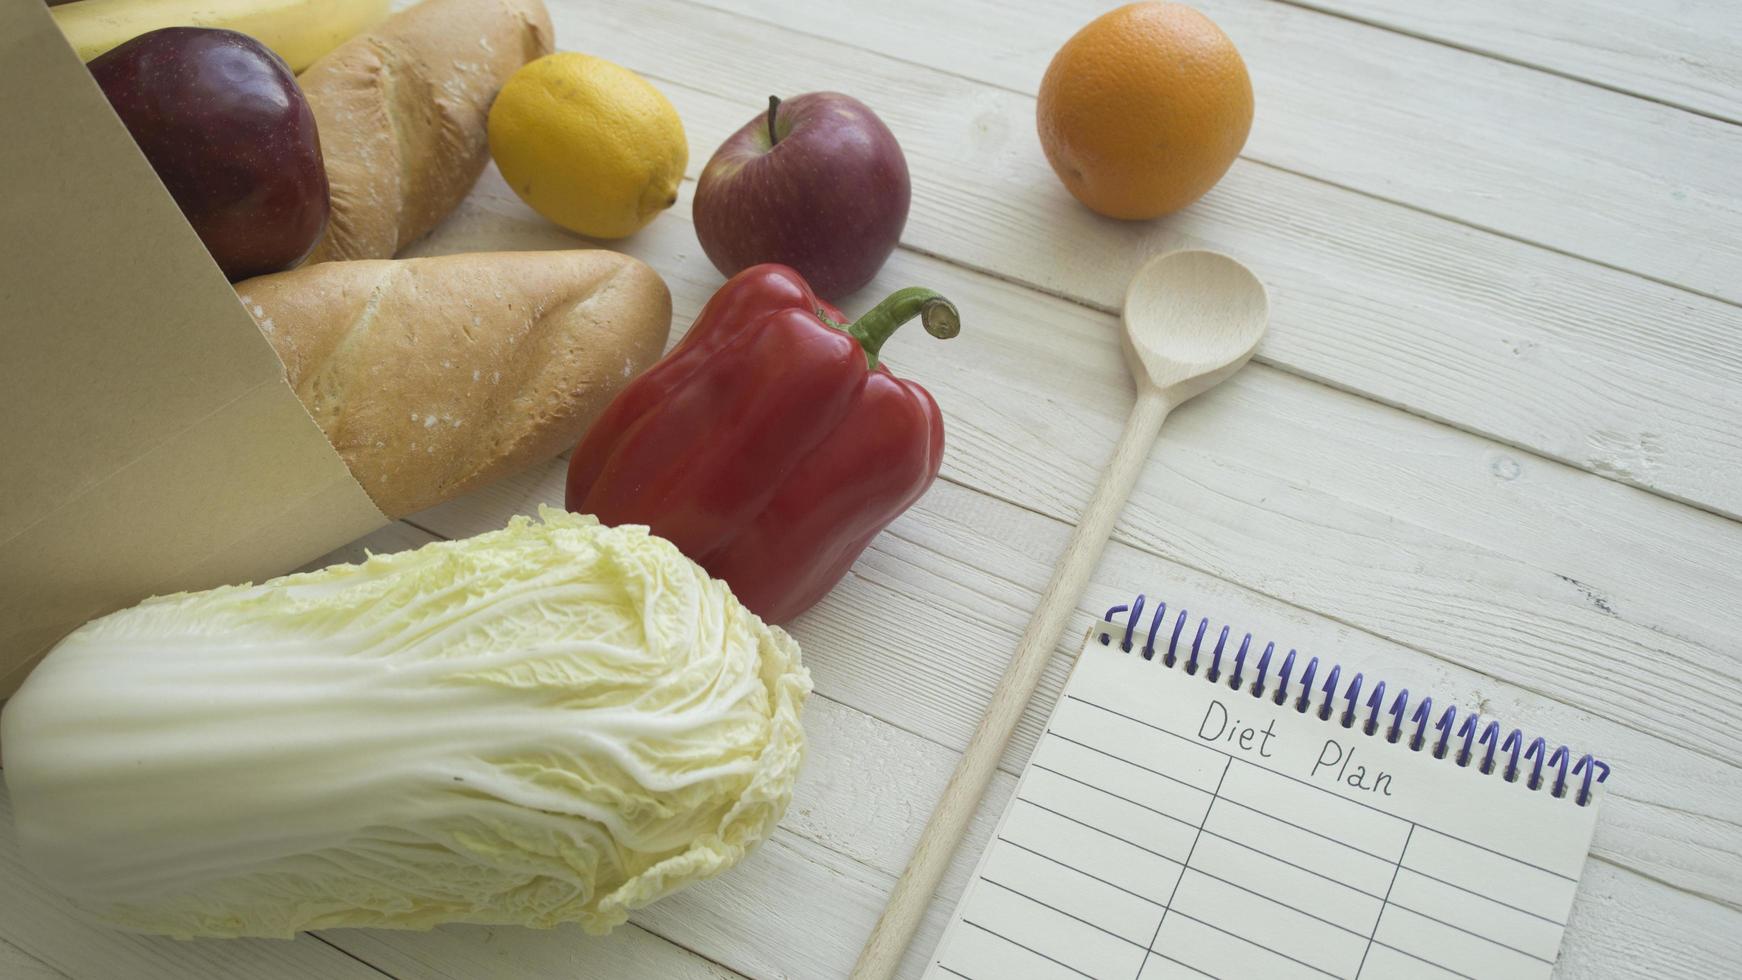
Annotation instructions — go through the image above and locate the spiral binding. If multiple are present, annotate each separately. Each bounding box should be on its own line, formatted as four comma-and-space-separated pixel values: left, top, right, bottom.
1099, 595, 1611, 807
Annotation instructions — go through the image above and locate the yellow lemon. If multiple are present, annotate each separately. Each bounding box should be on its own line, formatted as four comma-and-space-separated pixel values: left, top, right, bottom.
488, 53, 687, 239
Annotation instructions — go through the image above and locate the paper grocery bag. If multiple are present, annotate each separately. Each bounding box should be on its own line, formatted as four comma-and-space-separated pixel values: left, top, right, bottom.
0, 3, 387, 698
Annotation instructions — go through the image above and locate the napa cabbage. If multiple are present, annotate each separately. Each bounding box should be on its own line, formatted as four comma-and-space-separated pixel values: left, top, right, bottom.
0, 507, 810, 938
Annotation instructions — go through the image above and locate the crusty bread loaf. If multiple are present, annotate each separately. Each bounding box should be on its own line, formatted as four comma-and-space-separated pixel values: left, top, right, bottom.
236, 251, 671, 518
298, 0, 553, 263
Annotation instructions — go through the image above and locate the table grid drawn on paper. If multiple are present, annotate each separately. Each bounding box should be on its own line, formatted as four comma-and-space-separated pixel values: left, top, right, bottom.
925, 605, 1605, 980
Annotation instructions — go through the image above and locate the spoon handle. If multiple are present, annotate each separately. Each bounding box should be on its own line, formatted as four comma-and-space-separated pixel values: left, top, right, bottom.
852, 385, 1174, 980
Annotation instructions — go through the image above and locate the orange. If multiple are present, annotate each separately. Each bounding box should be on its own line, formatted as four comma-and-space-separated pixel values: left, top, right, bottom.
1037, 3, 1253, 220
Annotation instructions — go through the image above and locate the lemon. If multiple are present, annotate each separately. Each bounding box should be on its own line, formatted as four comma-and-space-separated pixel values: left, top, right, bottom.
488, 53, 687, 239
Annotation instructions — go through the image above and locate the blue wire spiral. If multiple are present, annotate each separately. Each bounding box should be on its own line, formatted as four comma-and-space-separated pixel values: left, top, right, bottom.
1099, 595, 1610, 806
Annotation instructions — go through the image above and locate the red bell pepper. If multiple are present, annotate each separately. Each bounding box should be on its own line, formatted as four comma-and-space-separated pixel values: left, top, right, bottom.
565, 263, 958, 623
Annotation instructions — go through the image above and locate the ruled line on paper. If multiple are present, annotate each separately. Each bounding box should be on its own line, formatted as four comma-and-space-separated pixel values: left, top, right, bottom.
1366, 937, 1479, 979
1017, 725, 1570, 965
1213, 791, 1398, 865
1385, 903, 1556, 965
1029, 762, 1201, 830
1357, 824, 1413, 978
1162, 907, 1344, 979
926, 631, 1598, 980
1015, 798, 1187, 864
1014, 794, 1388, 902
960, 920, 1098, 979
1179, 865, 1376, 941
979, 877, 1149, 949
1046, 729, 1218, 797
1393, 867, 1563, 926
966, 850, 1487, 980
1411, 825, 1580, 884
1046, 729, 1405, 865
996, 837, 1167, 907
1012, 778, 1561, 964
1145, 948, 1221, 979
1139, 756, 1232, 977
1064, 695, 1581, 884
1009, 831, 1377, 961
1003, 828, 1379, 946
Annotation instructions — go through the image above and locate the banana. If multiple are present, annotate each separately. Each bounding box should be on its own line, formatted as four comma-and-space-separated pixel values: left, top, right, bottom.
52, 0, 390, 72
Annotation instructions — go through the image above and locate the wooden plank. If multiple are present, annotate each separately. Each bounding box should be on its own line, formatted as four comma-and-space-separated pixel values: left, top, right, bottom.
408, 448, 1742, 910
319, 924, 745, 980
786, 696, 1741, 980
1281, 0, 1742, 124
12, 399, 1730, 977
0, 937, 70, 980
409, 173, 1742, 770
674, 0, 1742, 305
559, 0, 1742, 521
0, 786, 390, 980
326, 685, 1734, 979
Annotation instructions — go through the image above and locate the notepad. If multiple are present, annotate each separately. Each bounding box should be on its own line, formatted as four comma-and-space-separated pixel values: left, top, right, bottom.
926, 598, 1608, 980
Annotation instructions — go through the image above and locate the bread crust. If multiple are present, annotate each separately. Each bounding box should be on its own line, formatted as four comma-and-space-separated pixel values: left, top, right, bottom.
236, 251, 672, 518
299, 0, 554, 263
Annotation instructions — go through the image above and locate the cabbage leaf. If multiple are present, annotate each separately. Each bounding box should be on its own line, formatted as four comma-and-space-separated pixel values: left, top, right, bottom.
0, 507, 810, 938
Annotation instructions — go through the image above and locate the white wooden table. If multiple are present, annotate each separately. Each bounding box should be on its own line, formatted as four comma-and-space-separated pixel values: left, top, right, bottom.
5, 0, 1740, 976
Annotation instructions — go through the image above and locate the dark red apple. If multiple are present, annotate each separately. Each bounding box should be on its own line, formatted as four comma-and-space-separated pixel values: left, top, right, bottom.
693, 93, 909, 302
88, 28, 328, 281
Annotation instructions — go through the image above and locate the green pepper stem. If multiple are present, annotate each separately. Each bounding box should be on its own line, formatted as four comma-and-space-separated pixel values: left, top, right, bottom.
846, 287, 960, 370
767, 95, 781, 147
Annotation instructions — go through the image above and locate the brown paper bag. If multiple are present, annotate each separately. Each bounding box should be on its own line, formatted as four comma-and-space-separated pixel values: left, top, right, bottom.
0, 2, 386, 697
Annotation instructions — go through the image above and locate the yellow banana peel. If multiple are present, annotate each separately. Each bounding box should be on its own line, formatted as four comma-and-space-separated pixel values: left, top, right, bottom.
52, 0, 389, 72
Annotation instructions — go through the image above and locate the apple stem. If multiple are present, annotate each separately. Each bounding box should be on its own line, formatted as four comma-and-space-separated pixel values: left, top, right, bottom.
766, 95, 781, 147
845, 288, 960, 371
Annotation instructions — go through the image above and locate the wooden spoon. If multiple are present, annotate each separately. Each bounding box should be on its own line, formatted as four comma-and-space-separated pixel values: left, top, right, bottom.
851, 250, 1270, 979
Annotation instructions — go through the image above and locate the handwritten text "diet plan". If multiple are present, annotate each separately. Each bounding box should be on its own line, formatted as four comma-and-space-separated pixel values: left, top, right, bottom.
1195, 698, 1396, 796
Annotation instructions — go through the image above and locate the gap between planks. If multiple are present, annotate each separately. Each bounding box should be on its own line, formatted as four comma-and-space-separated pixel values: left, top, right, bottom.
606, 153, 1742, 535
1265, 0, 1742, 127
893, 218, 1742, 529
1267, 0, 1742, 127
397, 440, 1739, 777
667, 0, 1742, 314
588, 0, 1742, 525
394, 504, 1603, 770
399, 478, 1742, 898
425, 3, 1742, 525
411, 180, 1742, 765
304, 936, 394, 978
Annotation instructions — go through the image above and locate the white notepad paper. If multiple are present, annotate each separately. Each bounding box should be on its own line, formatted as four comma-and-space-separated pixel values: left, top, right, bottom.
926, 617, 1604, 980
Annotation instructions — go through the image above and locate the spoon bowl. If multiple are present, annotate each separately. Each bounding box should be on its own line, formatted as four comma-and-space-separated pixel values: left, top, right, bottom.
852, 249, 1269, 980
1122, 249, 1270, 407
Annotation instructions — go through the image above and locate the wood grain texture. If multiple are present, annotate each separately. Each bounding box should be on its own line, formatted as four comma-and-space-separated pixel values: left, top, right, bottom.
317, 923, 747, 980
404, 449, 1742, 912
1280, 0, 1742, 124
566, 0, 1742, 521
858, 252, 1269, 976
3, 2, 1736, 977
12, 417, 1733, 977
410, 173, 1742, 771
398, 178, 1742, 906
0, 937, 70, 980
684, 0, 1742, 305
852, 388, 1176, 979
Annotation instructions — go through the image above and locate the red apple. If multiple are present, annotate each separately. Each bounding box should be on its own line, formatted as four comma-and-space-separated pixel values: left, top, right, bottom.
88, 28, 328, 281
693, 93, 909, 302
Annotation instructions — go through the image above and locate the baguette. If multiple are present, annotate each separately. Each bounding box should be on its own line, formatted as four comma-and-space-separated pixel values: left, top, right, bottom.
298, 0, 553, 263
236, 251, 672, 518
